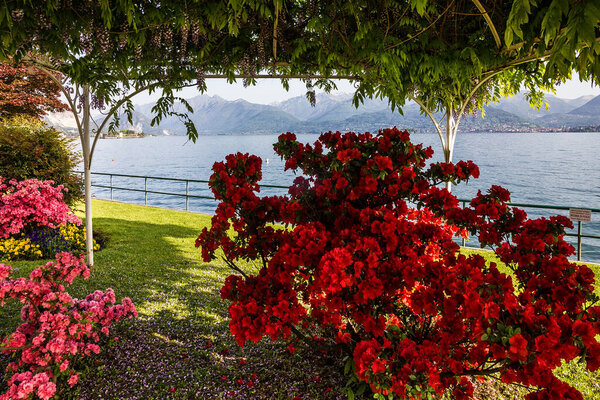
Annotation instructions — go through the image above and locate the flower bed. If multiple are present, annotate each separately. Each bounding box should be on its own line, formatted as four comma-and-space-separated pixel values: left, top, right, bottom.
0, 178, 98, 262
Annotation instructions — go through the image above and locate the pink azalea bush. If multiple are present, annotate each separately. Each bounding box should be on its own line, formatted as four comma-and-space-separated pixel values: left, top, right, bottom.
0, 178, 81, 240
0, 252, 137, 399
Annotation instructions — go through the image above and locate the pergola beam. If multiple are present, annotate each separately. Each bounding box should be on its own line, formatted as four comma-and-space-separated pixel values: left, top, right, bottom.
471, 0, 501, 48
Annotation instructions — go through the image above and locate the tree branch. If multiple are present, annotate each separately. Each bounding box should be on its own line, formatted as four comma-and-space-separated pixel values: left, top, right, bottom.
0, 343, 35, 352
384, 1, 455, 52
25, 61, 84, 149
408, 93, 446, 148
440, 366, 503, 378
471, 0, 501, 48
91, 83, 159, 163
221, 256, 249, 279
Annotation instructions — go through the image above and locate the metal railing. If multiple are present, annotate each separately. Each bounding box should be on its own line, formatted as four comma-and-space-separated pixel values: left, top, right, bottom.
79, 171, 599, 262
457, 199, 600, 261
79, 171, 214, 211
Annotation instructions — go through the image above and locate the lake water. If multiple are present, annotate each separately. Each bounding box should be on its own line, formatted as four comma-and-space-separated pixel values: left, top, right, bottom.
88, 132, 600, 262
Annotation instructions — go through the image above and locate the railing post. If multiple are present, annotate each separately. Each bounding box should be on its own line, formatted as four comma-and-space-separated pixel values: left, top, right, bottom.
186, 180, 189, 211
577, 221, 582, 261
145, 177, 148, 205
461, 201, 466, 247
110, 174, 113, 200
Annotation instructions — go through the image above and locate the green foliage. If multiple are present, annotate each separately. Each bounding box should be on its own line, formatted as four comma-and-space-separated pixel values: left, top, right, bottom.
0, 117, 83, 206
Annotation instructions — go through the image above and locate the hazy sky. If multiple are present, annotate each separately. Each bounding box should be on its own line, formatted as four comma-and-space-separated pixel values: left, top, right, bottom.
134, 73, 599, 106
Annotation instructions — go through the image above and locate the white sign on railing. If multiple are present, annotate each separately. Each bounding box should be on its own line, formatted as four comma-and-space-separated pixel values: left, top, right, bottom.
569, 208, 592, 222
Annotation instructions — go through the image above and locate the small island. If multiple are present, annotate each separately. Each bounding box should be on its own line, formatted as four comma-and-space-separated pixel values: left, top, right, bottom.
101, 129, 144, 138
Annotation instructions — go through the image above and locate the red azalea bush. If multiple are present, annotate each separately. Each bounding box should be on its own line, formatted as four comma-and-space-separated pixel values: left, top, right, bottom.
197, 128, 600, 399
0, 252, 137, 399
0, 178, 81, 239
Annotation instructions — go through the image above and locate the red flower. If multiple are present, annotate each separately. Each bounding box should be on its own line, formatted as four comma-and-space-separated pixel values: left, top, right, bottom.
371, 359, 386, 374
509, 334, 529, 362
336, 148, 361, 163
374, 155, 393, 171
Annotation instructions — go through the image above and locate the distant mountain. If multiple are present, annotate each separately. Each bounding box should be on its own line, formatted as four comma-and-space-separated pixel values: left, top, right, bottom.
275, 92, 393, 122
274, 92, 355, 120
460, 107, 539, 132
536, 95, 600, 128
106, 95, 303, 135
565, 95, 597, 109
46, 92, 600, 135
44, 111, 78, 134
184, 97, 301, 134
491, 93, 593, 121
568, 95, 600, 116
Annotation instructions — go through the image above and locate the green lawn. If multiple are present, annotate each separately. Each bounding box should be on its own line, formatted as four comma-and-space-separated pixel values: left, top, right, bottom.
1, 199, 599, 399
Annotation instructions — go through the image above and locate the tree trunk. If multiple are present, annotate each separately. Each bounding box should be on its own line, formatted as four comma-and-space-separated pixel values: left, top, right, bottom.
442, 106, 458, 192
82, 85, 94, 266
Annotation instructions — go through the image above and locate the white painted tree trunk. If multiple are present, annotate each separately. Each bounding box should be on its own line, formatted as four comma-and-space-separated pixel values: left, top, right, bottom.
408, 96, 462, 193
441, 106, 459, 192
82, 85, 94, 266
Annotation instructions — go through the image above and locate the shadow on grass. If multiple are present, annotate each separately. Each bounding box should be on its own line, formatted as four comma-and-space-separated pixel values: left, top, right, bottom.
69, 217, 353, 400
84, 216, 227, 309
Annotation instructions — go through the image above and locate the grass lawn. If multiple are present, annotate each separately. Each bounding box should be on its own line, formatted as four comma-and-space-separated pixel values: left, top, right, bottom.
1, 199, 599, 399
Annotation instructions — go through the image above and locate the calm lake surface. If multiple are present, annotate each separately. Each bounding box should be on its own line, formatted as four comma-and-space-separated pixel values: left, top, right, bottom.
89, 132, 600, 262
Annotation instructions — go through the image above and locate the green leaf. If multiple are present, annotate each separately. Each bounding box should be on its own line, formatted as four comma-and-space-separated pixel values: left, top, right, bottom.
411, 0, 427, 16
356, 384, 366, 396
344, 357, 353, 375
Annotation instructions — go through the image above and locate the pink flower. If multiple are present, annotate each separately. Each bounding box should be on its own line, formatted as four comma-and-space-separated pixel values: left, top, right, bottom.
36, 382, 56, 400
68, 373, 78, 387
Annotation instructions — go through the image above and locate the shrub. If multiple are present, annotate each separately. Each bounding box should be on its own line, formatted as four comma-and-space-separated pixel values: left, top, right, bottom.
0, 178, 81, 240
0, 178, 97, 262
0, 252, 137, 399
0, 117, 82, 206
197, 128, 600, 400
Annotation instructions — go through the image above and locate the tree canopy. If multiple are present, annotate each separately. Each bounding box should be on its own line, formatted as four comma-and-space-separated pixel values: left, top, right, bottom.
0, 62, 68, 118
2, 1, 597, 115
